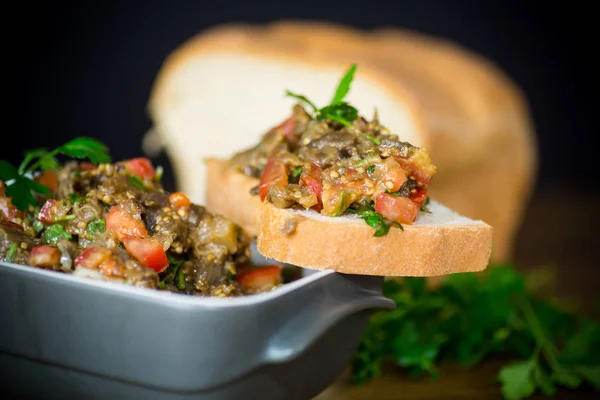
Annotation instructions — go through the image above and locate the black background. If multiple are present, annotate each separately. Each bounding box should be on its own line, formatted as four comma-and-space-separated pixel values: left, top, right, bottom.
8, 0, 597, 190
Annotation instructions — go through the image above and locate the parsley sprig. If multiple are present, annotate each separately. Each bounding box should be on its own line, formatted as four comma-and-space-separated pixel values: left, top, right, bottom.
352, 265, 600, 399
286, 64, 359, 126
347, 202, 403, 237
0, 137, 111, 211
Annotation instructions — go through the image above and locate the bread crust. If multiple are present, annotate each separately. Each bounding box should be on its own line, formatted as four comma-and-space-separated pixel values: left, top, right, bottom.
257, 202, 492, 277
205, 158, 262, 237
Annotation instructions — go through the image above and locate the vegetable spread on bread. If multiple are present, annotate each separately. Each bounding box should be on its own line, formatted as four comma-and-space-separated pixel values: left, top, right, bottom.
1, 138, 287, 296
230, 64, 438, 236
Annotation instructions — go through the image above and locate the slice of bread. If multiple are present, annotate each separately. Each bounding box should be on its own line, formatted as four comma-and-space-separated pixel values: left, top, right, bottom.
257, 200, 492, 276
148, 25, 428, 205
206, 158, 492, 276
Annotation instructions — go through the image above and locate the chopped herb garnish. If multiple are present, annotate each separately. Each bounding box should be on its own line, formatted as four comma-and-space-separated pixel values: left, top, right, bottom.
355, 159, 368, 166
32, 220, 45, 233
367, 165, 376, 174
420, 196, 431, 213
288, 166, 303, 184
128, 175, 146, 190
54, 214, 76, 222
346, 202, 403, 236
159, 254, 186, 291
43, 224, 72, 244
87, 219, 106, 234
0, 137, 111, 211
69, 193, 85, 204
365, 135, 381, 145
285, 64, 359, 127
332, 190, 348, 217
6, 243, 18, 262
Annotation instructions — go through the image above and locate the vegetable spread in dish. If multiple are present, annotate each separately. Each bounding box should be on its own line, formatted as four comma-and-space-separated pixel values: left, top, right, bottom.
1, 138, 285, 296
230, 64, 438, 236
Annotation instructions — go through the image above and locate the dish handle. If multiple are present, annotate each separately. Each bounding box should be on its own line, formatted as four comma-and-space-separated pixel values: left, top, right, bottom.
261, 277, 395, 364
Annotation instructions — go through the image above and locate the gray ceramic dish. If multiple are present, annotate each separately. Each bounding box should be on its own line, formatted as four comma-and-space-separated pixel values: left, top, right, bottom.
0, 244, 394, 400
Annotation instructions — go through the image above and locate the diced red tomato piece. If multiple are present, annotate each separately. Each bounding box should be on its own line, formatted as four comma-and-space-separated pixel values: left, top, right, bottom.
122, 237, 168, 272
393, 155, 436, 186
374, 193, 420, 225
410, 187, 428, 205
106, 206, 148, 241
122, 158, 156, 180
36, 171, 58, 193
74, 247, 112, 269
80, 162, 96, 171
28, 245, 60, 268
236, 265, 282, 291
168, 192, 191, 208
37, 199, 69, 224
0, 186, 24, 229
259, 158, 288, 201
383, 166, 408, 192
278, 115, 297, 140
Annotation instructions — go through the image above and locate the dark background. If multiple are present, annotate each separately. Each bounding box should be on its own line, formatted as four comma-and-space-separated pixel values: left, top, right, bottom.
8, 0, 596, 191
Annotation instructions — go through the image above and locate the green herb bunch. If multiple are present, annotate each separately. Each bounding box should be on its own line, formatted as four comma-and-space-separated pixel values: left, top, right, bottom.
352, 265, 600, 399
286, 64, 359, 126
0, 137, 111, 210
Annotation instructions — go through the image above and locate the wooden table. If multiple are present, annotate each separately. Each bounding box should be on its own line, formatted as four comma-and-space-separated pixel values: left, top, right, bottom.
317, 184, 599, 399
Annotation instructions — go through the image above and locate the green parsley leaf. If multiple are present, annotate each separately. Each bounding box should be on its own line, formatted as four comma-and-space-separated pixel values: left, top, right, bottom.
0, 160, 19, 181
43, 224, 72, 244
365, 134, 381, 145
69, 193, 86, 204
285, 90, 319, 112
330, 64, 357, 105
32, 220, 45, 233
128, 175, 146, 190
284, 64, 359, 126
38, 153, 60, 171
58, 137, 111, 165
498, 360, 537, 400
366, 165, 376, 174
572, 365, 600, 390
6, 242, 18, 262
87, 219, 106, 234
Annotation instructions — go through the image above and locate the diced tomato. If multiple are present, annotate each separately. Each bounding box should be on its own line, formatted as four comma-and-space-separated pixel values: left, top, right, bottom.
278, 115, 297, 140
0, 186, 24, 229
122, 158, 156, 180
122, 237, 168, 272
393, 155, 436, 186
28, 245, 60, 268
236, 265, 282, 291
383, 166, 408, 192
37, 199, 69, 224
80, 162, 96, 171
374, 193, 420, 225
300, 175, 322, 199
106, 206, 148, 241
35, 171, 58, 193
259, 157, 288, 201
74, 247, 112, 269
410, 187, 428, 205
168, 192, 191, 208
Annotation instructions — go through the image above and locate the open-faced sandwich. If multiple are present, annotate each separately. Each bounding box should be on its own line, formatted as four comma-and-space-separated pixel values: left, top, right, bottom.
205, 65, 492, 276
0, 139, 288, 296
147, 23, 535, 264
